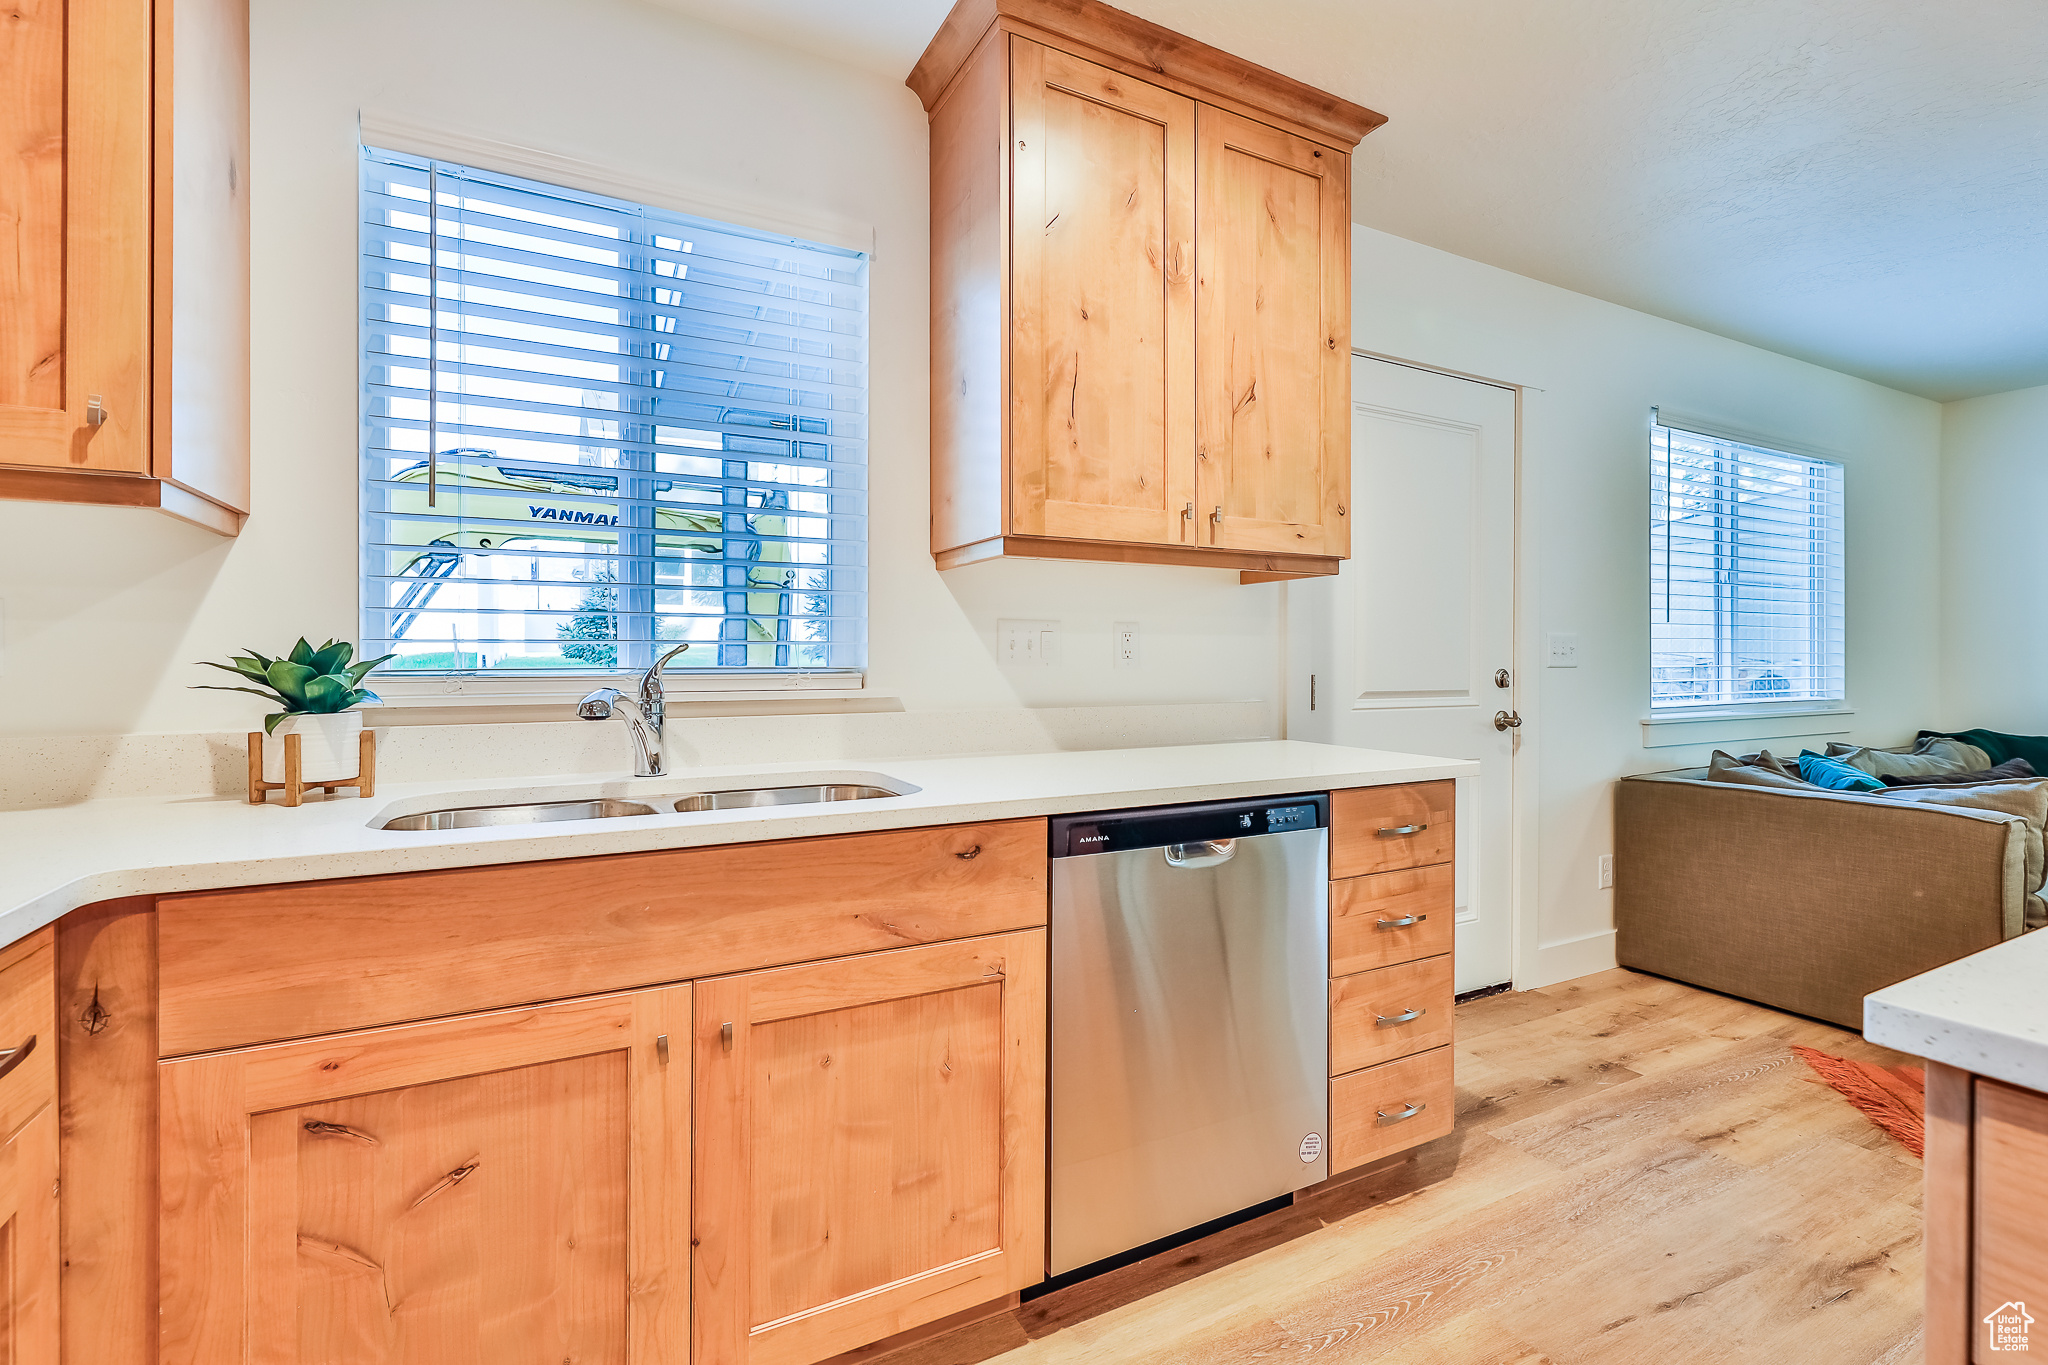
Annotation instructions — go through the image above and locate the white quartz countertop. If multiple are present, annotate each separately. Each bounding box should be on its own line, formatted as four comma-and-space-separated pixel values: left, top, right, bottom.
0, 739, 1475, 952
1865, 929, 2048, 1093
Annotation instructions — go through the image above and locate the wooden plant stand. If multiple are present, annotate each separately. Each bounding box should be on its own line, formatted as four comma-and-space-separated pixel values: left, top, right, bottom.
247, 728, 377, 807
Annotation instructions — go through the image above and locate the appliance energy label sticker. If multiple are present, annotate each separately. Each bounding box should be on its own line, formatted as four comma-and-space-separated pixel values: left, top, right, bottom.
1299, 1132, 1323, 1163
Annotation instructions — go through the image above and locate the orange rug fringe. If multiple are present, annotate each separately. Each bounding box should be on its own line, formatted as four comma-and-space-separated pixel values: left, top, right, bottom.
1791, 1044, 1925, 1158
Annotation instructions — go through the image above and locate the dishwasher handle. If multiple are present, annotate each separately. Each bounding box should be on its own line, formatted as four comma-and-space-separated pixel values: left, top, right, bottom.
1163, 839, 1237, 868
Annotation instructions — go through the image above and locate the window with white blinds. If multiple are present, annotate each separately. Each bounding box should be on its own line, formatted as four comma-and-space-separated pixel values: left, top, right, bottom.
1650, 422, 1844, 709
359, 147, 867, 678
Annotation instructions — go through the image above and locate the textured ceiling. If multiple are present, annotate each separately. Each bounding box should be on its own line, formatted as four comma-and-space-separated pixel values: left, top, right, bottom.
648, 0, 2048, 401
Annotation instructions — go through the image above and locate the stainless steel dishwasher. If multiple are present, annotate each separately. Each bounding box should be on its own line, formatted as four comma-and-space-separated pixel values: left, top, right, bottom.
1048, 794, 1329, 1275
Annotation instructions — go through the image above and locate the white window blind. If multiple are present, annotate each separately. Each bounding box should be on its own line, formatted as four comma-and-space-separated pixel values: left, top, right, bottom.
359, 146, 867, 678
1650, 421, 1844, 709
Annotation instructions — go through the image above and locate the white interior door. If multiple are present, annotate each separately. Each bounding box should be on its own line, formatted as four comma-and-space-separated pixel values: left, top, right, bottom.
1288, 357, 1517, 991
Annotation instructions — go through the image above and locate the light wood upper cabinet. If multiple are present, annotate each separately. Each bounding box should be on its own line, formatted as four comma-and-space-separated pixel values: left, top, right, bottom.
159, 987, 690, 1365
0, 0, 248, 535
693, 931, 1046, 1365
915, 0, 1382, 579
1195, 106, 1350, 558
1010, 39, 1196, 549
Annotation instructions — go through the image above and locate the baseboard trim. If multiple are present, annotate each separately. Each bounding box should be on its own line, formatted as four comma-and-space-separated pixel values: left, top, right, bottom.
1523, 929, 1618, 989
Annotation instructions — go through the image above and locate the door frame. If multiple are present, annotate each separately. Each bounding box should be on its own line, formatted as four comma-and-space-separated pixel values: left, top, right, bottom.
1282, 348, 1537, 992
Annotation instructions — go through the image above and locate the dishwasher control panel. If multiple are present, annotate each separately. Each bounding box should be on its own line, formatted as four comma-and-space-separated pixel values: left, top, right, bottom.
1051, 793, 1329, 857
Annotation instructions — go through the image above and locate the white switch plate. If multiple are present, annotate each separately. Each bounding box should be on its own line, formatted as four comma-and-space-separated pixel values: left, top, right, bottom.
1597, 853, 1614, 890
998, 619, 1058, 668
1113, 621, 1140, 669
1548, 632, 1580, 667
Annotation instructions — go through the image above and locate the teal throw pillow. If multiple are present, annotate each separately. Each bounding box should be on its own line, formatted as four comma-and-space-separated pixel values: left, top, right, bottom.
1797, 750, 1886, 792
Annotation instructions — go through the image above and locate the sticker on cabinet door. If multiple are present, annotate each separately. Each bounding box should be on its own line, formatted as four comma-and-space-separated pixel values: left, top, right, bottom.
1299, 1132, 1323, 1163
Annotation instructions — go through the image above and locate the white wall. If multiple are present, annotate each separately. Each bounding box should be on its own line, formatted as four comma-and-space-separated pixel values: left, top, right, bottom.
1345, 225, 1945, 985
1939, 382, 2048, 731
0, 0, 1282, 742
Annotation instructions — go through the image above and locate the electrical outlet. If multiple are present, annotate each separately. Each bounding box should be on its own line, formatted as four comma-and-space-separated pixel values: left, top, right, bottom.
1113, 621, 1140, 669
998, 619, 1058, 668
1548, 632, 1580, 667
1597, 853, 1614, 890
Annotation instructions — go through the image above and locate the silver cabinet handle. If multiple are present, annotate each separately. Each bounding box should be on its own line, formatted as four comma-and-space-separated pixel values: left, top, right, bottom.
720, 1022, 733, 1051
86, 395, 107, 427
1374, 1007, 1426, 1027
1164, 839, 1236, 868
0, 1034, 36, 1084
1376, 823, 1427, 837
1376, 1101, 1426, 1124
1375, 914, 1426, 930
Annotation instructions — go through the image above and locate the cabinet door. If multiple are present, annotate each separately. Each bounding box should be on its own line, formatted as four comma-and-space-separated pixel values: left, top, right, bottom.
1195, 105, 1349, 557
160, 987, 690, 1365
694, 931, 1046, 1365
1974, 1078, 2048, 1360
0, 0, 150, 472
1010, 38, 1196, 547
0, 931, 58, 1365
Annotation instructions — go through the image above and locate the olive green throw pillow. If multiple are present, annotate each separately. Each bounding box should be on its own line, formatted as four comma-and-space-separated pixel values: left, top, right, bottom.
1827, 737, 1991, 779
1705, 751, 1814, 790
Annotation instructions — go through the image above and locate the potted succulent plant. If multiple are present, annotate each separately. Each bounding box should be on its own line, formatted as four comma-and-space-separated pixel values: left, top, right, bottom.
195, 639, 395, 783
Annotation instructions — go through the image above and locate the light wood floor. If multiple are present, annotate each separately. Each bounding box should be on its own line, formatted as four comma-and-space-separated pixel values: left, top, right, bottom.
884, 969, 1926, 1365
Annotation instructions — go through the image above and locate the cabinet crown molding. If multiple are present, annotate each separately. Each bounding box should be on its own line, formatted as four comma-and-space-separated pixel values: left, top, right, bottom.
907, 0, 1386, 148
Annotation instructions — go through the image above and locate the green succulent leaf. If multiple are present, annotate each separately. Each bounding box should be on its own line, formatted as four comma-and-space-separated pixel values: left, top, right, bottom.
287, 638, 317, 668
264, 711, 292, 735
301, 674, 351, 713
353, 688, 381, 705
265, 660, 317, 707
309, 640, 353, 675
191, 684, 293, 708
198, 659, 272, 685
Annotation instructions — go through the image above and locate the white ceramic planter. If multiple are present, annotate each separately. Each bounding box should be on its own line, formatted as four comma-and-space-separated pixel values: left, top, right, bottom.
264, 711, 364, 784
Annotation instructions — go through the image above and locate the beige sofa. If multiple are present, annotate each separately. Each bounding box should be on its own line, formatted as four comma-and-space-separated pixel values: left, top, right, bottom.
1616, 769, 2030, 1029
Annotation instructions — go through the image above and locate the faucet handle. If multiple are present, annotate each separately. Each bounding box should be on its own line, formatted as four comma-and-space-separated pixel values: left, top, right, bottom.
640, 643, 690, 705
577, 687, 623, 719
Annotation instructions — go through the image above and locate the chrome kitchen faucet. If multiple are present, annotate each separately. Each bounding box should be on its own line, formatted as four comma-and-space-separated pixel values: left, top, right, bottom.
576, 643, 690, 777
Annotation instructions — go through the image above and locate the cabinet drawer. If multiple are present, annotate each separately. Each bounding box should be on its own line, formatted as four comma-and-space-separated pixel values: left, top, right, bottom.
1330, 1045, 1454, 1173
1330, 954, 1455, 1075
158, 819, 1048, 1056
1331, 865, 1454, 974
1975, 1078, 2048, 1359
1331, 782, 1454, 878
0, 930, 55, 1139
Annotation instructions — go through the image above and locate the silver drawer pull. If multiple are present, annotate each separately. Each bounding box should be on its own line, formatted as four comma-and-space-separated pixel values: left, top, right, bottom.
1164, 839, 1236, 868
1376, 1101, 1426, 1124
1374, 1007, 1426, 1027
1376, 823, 1427, 837
1375, 914, 1426, 930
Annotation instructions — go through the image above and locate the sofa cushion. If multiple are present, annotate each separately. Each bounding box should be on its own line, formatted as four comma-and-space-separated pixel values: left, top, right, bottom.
1706, 751, 1815, 790
1881, 757, 2038, 788
1828, 737, 1991, 779
1798, 751, 1888, 792
1873, 779, 2048, 928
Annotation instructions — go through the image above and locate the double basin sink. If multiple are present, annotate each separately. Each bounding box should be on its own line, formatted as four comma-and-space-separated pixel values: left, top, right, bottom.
382, 783, 903, 832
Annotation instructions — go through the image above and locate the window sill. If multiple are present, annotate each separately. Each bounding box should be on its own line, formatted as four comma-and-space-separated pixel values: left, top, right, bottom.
1639, 705, 1856, 750
371, 670, 866, 711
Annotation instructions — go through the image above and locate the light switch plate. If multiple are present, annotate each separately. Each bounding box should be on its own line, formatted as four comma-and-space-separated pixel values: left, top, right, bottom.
1547, 632, 1580, 667
998, 619, 1058, 668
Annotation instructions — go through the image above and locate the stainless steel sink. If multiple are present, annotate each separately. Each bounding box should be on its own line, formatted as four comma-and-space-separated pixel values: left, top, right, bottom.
381, 798, 658, 831
672, 783, 901, 812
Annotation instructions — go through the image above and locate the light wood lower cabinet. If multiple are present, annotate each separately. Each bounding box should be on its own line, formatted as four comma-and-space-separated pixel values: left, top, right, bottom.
693, 931, 1047, 1365
1926, 1060, 2048, 1364
0, 931, 58, 1364
159, 987, 690, 1365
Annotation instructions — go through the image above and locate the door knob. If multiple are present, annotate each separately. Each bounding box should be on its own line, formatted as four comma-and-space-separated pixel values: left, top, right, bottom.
1494, 669, 1511, 689
1493, 710, 1522, 732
